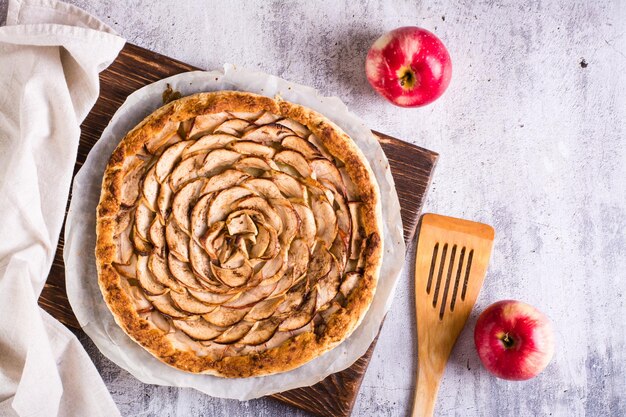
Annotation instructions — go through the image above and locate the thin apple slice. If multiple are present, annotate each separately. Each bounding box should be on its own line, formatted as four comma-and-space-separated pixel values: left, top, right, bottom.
113, 254, 137, 278
241, 123, 294, 144
267, 269, 293, 297
201, 221, 225, 260
330, 229, 349, 272
232, 156, 275, 176
183, 134, 236, 156
213, 118, 252, 136
222, 283, 276, 308
150, 310, 171, 332
131, 226, 152, 256
228, 110, 265, 121
318, 301, 342, 323
311, 197, 338, 248
339, 271, 361, 298
157, 181, 174, 222
233, 196, 282, 234
242, 178, 283, 199
275, 281, 306, 316
155, 141, 191, 182
309, 159, 346, 196
235, 234, 252, 258
197, 340, 229, 358
143, 122, 178, 154
134, 203, 154, 241
115, 221, 134, 265
238, 318, 280, 346
190, 193, 212, 241
171, 178, 206, 233
142, 165, 160, 211
188, 113, 230, 138
168, 153, 206, 191
240, 330, 293, 354
188, 240, 213, 282
136, 255, 167, 295
178, 119, 194, 139
170, 290, 217, 314
307, 134, 334, 161
172, 318, 225, 341
259, 250, 285, 281
216, 238, 233, 266
149, 217, 165, 254
120, 158, 145, 207
316, 258, 341, 310
348, 202, 363, 259
293, 204, 317, 245
165, 221, 190, 262
308, 242, 333, 284
202, 169, 249, 194
274, 150, 312, 178
171, 150, 240, 190
213, 321, 254, 344
275, 118, 310, 137
211, 260, 253, 287
249, 224, 270, 259
271, 200, 300, 246
288, 321, 314, 338
207, 187, 253, 225
201, 149, 241, 175
114, 207, 133, 235
226, 213, 257, 236
253, 111, 282, 125
278, 290, 316, 331
289, 239, 310, 278
145, 293, 187, 318
326, 186, 350, 234
281, 135, 320, 159
149, 253, 185, 293
222, 249, 246, 268
245, 296, 285, 321
159, 133, 184, 154
339, 167, 359, 200
229, 141, 276, 159
270, 170, 306, 199
168, 253, 203, 290
203, 306, 250, 327
188, 289, 236, 305
300, 176, 328, 198
356, 236, 368, 270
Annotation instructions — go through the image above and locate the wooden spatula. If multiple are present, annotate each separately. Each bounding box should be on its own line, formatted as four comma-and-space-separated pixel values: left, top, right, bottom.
412, 214, 495, 417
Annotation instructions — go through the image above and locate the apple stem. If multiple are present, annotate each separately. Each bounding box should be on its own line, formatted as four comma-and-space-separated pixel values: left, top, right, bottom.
501, 333, 515, 349
399, 69, 416, 89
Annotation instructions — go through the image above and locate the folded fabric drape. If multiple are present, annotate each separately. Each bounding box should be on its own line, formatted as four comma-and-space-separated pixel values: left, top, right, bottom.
0, 0, 124, 415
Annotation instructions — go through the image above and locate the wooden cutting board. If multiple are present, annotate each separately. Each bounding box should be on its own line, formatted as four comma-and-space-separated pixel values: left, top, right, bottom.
38, 43, 437, 417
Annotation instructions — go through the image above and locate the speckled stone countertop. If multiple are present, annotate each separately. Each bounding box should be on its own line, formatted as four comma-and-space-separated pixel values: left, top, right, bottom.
3, 1, 624, 416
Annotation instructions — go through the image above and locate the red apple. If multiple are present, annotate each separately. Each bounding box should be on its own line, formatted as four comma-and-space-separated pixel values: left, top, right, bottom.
474, 300, 555, 381
365, 26, 452, 107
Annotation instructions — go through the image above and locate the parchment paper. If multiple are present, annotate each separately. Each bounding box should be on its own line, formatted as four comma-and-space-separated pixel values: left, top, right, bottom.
64, 65, 406, 400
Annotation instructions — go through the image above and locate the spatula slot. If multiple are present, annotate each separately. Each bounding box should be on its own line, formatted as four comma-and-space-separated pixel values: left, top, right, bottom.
426, 243, 439, 294
438, 244, 457, 319
461, 249, 474, 301
431, 243, 448, 307
450, 246, 466, 312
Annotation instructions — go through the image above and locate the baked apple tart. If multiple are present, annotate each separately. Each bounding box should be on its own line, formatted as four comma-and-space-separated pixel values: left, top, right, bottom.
95, 91, 383, 377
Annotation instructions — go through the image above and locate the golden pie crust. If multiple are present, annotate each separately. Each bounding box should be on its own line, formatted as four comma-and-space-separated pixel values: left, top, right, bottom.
95, 91, 383, 377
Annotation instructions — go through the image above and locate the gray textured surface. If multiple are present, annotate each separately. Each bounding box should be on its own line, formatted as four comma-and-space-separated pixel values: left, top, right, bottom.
6, 0, 626, 416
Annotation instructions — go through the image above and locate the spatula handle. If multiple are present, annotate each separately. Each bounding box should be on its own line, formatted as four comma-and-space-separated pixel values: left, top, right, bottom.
411, 358, 442, 417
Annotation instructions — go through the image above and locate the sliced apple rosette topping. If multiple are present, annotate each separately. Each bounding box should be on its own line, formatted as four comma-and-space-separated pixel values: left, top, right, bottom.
99, 92, 382, 376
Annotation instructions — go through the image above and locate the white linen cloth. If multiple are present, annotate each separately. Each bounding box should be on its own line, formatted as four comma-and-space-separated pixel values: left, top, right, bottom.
0, 0, 124, 416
